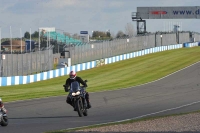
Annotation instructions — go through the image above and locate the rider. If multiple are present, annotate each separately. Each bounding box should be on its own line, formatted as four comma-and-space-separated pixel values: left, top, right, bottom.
64, 71, 91, 110
0, 98, 7, 114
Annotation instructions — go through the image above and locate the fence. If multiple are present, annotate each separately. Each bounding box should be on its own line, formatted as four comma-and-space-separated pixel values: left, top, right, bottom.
62, 31, 200, 65
2, 31, 199, 77
0, 48, 54, 77
3, 42, 200, 86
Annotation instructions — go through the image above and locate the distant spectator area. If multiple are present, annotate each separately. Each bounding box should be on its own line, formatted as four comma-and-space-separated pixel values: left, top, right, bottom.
43, 32, 81, 44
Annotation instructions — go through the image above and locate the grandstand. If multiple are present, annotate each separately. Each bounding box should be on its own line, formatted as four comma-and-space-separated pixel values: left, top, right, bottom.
43, 31, 81, 44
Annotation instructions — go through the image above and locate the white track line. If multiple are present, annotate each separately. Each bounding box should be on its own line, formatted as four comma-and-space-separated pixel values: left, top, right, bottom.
65, 61, 200, 131
5, 61, 200, 103
66, 100, 200, 131
5, 61, 200, 131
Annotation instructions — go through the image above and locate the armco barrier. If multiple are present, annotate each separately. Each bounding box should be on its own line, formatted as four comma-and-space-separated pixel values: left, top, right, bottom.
1, 43, 198, 86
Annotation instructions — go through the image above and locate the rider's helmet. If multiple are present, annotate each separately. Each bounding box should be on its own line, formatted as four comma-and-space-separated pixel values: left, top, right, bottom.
69, 71, 76, 79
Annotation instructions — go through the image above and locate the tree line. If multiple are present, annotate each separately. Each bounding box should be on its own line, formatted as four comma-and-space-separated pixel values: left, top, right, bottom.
22, 22, 135, 39
24, 31, 39, 38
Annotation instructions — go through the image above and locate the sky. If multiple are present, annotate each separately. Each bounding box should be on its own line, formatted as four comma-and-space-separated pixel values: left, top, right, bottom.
0, 0, 200, 38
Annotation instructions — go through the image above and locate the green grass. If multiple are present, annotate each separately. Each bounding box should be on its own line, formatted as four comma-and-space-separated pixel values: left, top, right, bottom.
1, 47, 200, 102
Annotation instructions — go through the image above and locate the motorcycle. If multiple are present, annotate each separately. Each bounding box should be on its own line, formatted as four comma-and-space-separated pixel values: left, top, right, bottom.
0, 108, 8, 126
64, 80, 88, 117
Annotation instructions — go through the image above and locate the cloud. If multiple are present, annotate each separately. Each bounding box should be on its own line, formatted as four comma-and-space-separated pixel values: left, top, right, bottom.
0, 0, 200, 38
42, 0, 77, 8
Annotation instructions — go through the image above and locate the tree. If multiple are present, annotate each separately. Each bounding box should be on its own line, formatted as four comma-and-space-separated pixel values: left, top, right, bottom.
116, 30, 126, 38
24, 31, 30, 39
125, 23, 134, 37
24, 31, 39, 39
92, 31, 107, 38
31, 31, 39, 38
106, 31, 111, 37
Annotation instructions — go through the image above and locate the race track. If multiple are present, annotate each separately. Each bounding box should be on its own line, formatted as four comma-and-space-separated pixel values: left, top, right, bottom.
1, 62, 200, 133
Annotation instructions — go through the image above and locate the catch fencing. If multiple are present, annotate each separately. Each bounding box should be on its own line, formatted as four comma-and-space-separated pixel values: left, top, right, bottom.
63, 32, 200, 65
1, 43, 188, 86
1, 31, 199, 77
0, 47, 54, 77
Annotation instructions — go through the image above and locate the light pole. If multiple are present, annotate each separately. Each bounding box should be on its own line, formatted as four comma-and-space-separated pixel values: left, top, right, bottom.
91, 31, 93, 41
160, 34, 162, 46
174, 25, 180, 44
10, 26, 12, 54
0, 27, 2, 76
0, 27, 1, 52
56, 29, 64, 53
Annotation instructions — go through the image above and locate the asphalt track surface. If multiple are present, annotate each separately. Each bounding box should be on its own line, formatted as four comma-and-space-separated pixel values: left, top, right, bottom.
1, 62, 200, 133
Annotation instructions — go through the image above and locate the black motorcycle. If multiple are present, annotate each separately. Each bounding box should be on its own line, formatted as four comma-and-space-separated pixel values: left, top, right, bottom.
64, 80, 88, 117
0, 108, 8, 126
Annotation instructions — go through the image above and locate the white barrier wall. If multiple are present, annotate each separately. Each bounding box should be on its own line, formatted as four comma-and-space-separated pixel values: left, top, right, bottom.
0, 43, 194, 86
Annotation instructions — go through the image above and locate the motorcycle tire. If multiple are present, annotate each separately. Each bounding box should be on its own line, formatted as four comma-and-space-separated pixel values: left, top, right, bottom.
1, 116, 8, 126
76, 99, 83, 117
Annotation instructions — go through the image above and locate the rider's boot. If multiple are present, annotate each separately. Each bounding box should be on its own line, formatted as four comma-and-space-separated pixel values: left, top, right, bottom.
71, 104, 76, 111
85, 92, 91, 109
87, 100, 91, 109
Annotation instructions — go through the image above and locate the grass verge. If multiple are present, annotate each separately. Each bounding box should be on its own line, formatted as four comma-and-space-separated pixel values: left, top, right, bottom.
1, 47, 200, 102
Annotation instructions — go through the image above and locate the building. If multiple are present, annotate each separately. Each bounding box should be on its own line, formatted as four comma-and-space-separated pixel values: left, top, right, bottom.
1, 40, 37, 52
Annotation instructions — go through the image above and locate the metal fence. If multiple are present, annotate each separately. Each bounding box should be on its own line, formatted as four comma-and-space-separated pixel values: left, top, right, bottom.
3, 31, 198, 77
62, 31, 200, 65
0, 47, 54, 77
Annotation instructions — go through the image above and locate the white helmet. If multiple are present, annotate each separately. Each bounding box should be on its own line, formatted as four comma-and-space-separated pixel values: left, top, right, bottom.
0, 98, 2, 102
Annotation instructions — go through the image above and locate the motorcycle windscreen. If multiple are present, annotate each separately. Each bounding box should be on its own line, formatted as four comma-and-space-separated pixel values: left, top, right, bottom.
70, 81, 81, 92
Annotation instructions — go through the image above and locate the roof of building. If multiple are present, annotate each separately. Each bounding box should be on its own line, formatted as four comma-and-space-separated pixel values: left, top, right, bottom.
1, 40, 26, 46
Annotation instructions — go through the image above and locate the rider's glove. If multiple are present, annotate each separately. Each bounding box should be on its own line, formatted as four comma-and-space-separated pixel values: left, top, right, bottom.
63, 85, 69, 92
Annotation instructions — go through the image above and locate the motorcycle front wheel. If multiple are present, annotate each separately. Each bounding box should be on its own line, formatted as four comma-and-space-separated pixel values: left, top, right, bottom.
76, 99, 83, 117
1, 116, 8, 126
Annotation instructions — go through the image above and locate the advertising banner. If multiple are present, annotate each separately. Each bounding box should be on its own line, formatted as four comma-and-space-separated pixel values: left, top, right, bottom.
137, 6, 200, 19
96, 59, 105, 67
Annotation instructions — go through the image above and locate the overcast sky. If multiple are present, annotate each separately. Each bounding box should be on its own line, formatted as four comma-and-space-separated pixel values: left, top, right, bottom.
0, 0, 200, 38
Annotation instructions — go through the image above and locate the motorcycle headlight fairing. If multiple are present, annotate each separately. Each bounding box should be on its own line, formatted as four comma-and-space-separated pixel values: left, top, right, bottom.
72, 91, 80, 96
